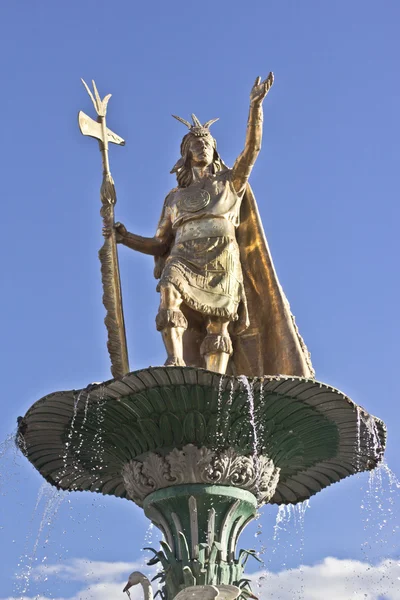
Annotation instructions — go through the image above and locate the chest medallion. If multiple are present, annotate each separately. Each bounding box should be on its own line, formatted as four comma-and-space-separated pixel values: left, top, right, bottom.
177, 188, 211, 213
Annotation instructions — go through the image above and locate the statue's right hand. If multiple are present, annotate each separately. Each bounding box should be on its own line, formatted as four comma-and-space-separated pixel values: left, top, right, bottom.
102, 222, 126, 242
114, 222, 127, 243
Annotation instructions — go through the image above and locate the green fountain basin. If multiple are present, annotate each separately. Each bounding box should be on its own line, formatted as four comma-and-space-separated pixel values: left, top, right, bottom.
17, 366, 386, 506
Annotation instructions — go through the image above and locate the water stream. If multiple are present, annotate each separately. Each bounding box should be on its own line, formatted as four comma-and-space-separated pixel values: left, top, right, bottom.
142, 522, 155, 568
0, 429, 22, 498
14, 483, 66, 598
355, 405, 361, 472
60, 390, 84, 484
360, 461, 400, 597
239, 375, 259, 466
253, 378, 268, 594
292, 500, 310, 599
74, 392, 91, 473
258, 501, 311, 599
216, 375, 225, 447
267, 504, 293, 590
91, 386, 107, 489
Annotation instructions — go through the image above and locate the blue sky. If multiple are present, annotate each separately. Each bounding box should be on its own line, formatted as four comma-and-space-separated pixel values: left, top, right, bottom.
1, 1, 399, 598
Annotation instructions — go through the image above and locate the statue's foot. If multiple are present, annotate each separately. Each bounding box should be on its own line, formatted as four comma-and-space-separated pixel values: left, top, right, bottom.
164, 357, 186, 367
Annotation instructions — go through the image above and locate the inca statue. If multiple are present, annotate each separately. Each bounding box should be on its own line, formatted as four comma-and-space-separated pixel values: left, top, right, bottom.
109, 73, 313, 377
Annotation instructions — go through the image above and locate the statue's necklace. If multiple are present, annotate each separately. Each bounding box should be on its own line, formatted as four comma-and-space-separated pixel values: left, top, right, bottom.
177, 179, 211, 213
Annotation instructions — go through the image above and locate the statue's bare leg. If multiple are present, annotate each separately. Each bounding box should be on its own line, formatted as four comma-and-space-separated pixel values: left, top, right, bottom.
201, 317, 233, 374
156, 283, 187, 367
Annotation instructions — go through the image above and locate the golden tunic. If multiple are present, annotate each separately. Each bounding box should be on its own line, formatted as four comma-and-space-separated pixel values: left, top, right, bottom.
158, 169, 247, 322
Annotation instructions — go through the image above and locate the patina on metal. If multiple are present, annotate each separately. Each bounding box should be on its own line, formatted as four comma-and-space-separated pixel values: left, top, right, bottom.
17, 367, 386, 505
17, 367, 386, 598
79, 79, 129, 379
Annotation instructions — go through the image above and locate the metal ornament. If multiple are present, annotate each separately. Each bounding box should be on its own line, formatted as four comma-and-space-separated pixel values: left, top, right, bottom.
177, 188, 211, 213
172, 113, 219, 137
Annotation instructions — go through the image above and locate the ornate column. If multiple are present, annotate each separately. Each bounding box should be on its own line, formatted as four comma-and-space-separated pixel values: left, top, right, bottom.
122, 444, 280, 596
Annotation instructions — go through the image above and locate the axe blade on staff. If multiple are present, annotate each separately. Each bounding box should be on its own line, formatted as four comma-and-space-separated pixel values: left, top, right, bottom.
79, 79, 129, 379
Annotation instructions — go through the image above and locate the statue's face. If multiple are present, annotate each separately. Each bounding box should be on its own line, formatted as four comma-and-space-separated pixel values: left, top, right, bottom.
188, 135, 214, 167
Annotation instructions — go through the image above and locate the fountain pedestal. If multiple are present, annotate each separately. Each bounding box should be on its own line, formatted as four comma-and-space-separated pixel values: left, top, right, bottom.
144, 485, 258, 596
17, 367, 386, 599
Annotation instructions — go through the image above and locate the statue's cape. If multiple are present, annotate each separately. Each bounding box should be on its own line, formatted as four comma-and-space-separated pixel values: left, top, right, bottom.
231, 184, 314, 378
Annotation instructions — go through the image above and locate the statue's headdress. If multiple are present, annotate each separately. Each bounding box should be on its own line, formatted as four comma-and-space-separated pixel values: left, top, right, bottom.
172, 113, 219, 138
171, 114, 225, 187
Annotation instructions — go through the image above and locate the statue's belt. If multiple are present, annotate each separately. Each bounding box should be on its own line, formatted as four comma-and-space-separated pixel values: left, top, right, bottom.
174, 218, 236, 244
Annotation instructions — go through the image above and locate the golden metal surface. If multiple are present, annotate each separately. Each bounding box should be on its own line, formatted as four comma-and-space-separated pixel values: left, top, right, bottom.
79, 80, 129, 378
115, 72, 314, 377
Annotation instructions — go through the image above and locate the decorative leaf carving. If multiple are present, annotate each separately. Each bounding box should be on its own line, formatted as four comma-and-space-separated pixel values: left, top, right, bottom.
139, 419, 163, 447
122, 444, 280, 506
183, 412, 206, 444
160, 413, 183, 446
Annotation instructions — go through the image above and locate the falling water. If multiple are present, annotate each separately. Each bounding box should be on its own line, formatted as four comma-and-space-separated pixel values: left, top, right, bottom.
238, 376, 260, 481
216, 375, 225, 447
223, 378, 235, 443
217, 373, 224, 402
292, 500, 310, 599
262, 502, 311, 599
355, 405, 361, 472
365, 413, 381, 457
14, 483, 66, 598
60, 390, 84, 484
265, 504, 293, 596
35, 493, 69, 598
0, 430, 22, 497
0, 432, 16, 462
144, 522, 154, 547
257, 504, 287, 597
360, 460, 400, 596
91, 386, 107, 490
228, 377, 235, 406
254, 379, 268, 593
273, 505, 289, 544
239, 373, 265, 588
380, 462, 400, 490
74, 392, 91, 477
216, 376, 236, 448
240, 369, 265, 584
257, 378, 265, 455
272, 505, 293, 569
362, 462, 400, 549
142, 522, 155, 568
254, 510, 268, 597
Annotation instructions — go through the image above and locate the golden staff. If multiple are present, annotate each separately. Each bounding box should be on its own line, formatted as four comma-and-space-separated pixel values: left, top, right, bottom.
78, 79, 129, 378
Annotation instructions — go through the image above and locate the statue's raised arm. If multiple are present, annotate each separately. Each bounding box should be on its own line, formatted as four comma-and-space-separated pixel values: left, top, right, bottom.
232, 72, 274, 194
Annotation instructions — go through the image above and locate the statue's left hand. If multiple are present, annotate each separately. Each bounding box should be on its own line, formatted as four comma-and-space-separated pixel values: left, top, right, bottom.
250, 72, 274, 106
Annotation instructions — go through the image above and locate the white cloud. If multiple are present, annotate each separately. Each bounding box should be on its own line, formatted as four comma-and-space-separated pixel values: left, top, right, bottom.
5, 556, 400, 600
1, 587, 144, 600
251, 557, 400, 599
32, 558, 142, 583
12, 557, 155, 600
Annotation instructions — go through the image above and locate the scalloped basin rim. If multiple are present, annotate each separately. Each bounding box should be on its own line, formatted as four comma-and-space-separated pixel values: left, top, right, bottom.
17, 366, 387, 506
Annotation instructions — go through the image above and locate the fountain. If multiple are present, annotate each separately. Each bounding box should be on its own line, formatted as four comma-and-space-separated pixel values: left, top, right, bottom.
16, 75, 386, 599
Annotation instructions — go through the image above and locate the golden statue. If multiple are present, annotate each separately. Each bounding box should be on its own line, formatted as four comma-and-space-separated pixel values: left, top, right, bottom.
108, 73, 314, 378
